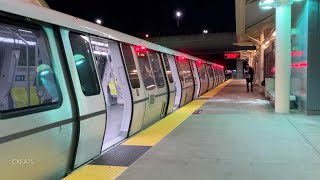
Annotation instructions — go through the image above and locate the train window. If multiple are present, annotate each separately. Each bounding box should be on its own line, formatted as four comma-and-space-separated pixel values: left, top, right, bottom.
207, 64, 214, 78
69, 32, 100, 96
0, 22, 60, 112
137, 51, 156, 91
162, 54, 173, 83
149, 52, 165, 88
121, 44, 140, 89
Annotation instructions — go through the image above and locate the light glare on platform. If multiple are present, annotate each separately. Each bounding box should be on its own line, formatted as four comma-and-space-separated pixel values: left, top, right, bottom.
203, 29, 208, 34
145, 34, 149, 38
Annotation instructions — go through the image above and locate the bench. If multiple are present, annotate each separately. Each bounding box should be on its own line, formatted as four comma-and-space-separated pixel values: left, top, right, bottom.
266, 91, 297, 109
265, 78, 297, 109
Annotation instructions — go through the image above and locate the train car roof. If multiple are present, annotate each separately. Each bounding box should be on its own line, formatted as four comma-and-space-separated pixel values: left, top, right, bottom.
0, 0, 221, 66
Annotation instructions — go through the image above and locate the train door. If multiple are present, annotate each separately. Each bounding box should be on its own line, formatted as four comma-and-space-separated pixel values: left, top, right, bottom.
198, 63, 208, 95
185, 59, 195, 104
176, 57, 194, 107
222, 68, 226, 82
206, 64, 214, 90
90, 36, 132, 151
0, 21, 76, 179
191, 60, 200, 99
167, 55, 182, 111
161, 53, 176, 115
120, 44, 146, 136
60, 29, 106, 169
135, 49, 168, 128
212, 66, 218, 87
218, 68, 223, 84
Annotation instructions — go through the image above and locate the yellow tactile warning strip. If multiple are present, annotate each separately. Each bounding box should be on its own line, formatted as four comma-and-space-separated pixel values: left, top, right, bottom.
123, 80, 231, 146
63, 165, 126, 180
63, 80, 231, 180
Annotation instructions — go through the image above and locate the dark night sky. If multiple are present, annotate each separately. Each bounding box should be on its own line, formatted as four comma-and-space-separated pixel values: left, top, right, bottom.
45, 0, 235, 38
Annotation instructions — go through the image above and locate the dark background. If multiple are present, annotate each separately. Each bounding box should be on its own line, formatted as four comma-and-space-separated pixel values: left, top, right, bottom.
45, 0, 235, 38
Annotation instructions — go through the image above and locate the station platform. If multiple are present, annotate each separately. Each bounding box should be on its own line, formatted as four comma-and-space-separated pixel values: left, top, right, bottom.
64, 80, 320, 180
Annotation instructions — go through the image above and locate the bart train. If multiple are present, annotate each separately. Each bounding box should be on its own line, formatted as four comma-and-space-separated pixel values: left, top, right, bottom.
0, 1, 225, 179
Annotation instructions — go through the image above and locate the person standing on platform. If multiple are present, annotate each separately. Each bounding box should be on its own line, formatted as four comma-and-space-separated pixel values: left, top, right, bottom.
244, 64, 254, 92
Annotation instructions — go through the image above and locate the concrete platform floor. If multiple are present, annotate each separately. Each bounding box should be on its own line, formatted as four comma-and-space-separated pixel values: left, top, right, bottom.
117, 80, 320, 180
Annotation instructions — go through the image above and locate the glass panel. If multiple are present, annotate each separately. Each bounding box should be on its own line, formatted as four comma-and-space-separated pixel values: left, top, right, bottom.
149, 52, 165, 88
137, 51, 155, 90
0, 23, 60, 112
201, 64, 207, 80
121, 44, 140, 89
162, 54, 174, 83
176, 59, 185, 83
69, 32, 100, 96
207, 64, 214, 78
184, 60, 193, 83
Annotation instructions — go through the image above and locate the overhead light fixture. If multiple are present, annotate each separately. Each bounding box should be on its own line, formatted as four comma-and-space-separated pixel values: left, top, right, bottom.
0, 37, 36, 45
259, 0, 298, 10
176, 11, 182, 18
95, 19, 102, 25
259, 0, 276, 10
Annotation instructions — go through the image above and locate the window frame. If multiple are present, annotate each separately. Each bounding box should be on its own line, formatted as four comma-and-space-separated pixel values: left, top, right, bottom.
68, 31, 101, 96
162, 54, 174, 83
136, 51, 156, 91
207, 64, 214, 78
148, 52, 165, 89
181, 59, 193, 84
0, 15, 63, 119
120, 43, 141, 89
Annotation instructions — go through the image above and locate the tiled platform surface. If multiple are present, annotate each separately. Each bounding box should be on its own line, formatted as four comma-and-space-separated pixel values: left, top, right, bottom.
117, 80, 320, 180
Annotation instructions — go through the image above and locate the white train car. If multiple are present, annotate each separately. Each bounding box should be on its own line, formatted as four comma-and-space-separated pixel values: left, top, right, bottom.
0, 0, 225, 179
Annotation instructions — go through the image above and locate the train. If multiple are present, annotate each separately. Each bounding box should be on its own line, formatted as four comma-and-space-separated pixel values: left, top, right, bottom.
0, 0, 225, 179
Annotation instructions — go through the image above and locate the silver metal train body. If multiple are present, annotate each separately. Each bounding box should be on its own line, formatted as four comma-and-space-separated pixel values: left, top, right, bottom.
0, 1, 225, 179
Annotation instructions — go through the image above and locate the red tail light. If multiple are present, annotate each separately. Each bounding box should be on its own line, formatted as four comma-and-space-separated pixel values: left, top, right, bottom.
177, 56, 186, 62
196, 60, 202, 67
134, 46, 146, 52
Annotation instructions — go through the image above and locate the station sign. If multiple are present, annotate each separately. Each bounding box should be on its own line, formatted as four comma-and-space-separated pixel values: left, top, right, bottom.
224, 52, 241, 59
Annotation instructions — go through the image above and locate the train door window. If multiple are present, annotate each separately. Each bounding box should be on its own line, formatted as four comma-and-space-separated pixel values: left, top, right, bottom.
201, 64, 207, 80
197, 65, 202, 80
184, 60, 193, 83
207, 64, 214, 78
162, 54, 173, 83
0, 22, 60, 112
178, 59, 190, 83
180, 62, 188, 83
137, 51, 156, 91
69, 32, 100, 96
176, 60, 185, 83
121, 44, 140, 89
149, 52, 165, 88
